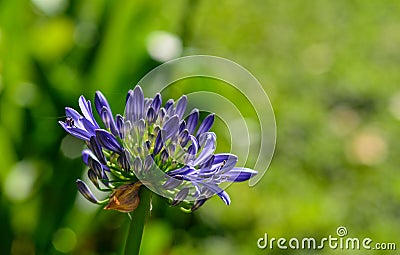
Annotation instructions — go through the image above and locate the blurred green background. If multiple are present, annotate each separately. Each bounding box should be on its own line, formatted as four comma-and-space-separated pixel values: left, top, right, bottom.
1, 0, 400, 254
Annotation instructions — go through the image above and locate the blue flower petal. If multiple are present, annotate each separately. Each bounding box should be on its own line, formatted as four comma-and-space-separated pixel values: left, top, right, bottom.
94, 91, 112, 117
88, 136, 107, 165
167, 165, 195, 176
82, 149, 95, 165
196, 113, 214, 136
191, 196, 207, 211
131, 86, 144, 122
100, 106, 118, 136
76, 179, 100, 204
172, 187, 189, 206
223, 167, 258, 182
213, 153, 234, 164
179, 120, 186, 133
193, 133, 216, 165
153, 131, 163, 155
146, 107, 156, 125
185, 109, 199, 134
59, 122, 92, 140
131, 156, 142, 173
95, 129, 122, 153
164, 99, 174, 111
65, 107, 82, 122
175, 95, 187, 119
80, 118, 97, 137
163, 115, 179, 139
78, 96, 99, 128
162, 177, 183, 190
125, 86, 144, 123
151, 93, 162, 114
115, 114, 124, 139
87, 169, 100, 189
201, 182, 231, 205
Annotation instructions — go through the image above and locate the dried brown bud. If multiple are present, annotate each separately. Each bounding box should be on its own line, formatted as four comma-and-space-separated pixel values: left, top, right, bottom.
104, 182, 143, 213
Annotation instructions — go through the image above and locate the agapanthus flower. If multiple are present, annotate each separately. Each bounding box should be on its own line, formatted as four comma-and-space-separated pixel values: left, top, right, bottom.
59, 85, 257, 212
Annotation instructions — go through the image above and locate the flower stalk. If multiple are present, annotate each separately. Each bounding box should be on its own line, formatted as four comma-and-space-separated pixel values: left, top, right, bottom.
123, 186, 152, 255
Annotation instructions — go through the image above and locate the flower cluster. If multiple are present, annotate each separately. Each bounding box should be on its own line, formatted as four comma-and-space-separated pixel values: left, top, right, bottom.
60, 86, 257, 212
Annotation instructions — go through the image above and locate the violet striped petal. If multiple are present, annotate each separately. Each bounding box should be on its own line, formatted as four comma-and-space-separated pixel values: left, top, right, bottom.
82, 149, 95, 165
65, 107, 82, 123
95, 129, 122, 153
132, 156, 142, 173
100, 106, 118, 136
160, 149, 169, 164
94, 91, 112, 117
125, 90, 134, 122
59, 122, 92, 140
201, 182, 231, 205
179, 120, 186, 133
187, 144, 197, 155
201, 155, 215, 169
153, 131, 163, 155
143, 154, 154, 172
151, 93, 162, 113
165, 99, 174, 111
116, 114, 124, 139
162, 177, 183, 190
193, 133, 216, 165
213, 153, 233, 164
223, 167, 258, 182
196, 113, 214, 136
78, 96, 99, 128
87, 169, 100, 189
185, 109, 199, 134
118, 149, 131, 172
187, 135, 199, 153
89, 136, 106, 165
132, 86, 144, 122
137, 119, 146, 137
146, 107, 156, 125
172, 187, 189, 206
167, 165, 195, 176
191, 196, 207, 211
219, 154, 238, 172
80, 118, 97, 136
88, 157, 103, 177
163, 115, 179, 139
175, 95, 187, 119
179, 129, 189, 146
76, 179, 100, 204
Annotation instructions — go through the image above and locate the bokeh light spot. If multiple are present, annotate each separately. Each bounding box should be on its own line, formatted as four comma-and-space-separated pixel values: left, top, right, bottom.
31, 0, 68, 16
52, 228, 77, 253
146, 31, 182, 62
30, 17, 75, 62
13, 82, 38, 107
4, 161, 37, 202
60, 135, 84, 159
346, 129, 387, 166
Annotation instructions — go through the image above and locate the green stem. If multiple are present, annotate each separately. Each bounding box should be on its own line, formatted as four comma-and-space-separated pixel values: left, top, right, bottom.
123, 186, 152, 255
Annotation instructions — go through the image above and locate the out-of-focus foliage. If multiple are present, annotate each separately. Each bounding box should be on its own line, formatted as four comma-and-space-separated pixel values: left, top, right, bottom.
0, 0, 399, 254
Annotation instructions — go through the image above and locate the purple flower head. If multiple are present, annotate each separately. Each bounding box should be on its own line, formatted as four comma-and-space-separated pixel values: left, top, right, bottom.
59, 85, 257, 212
